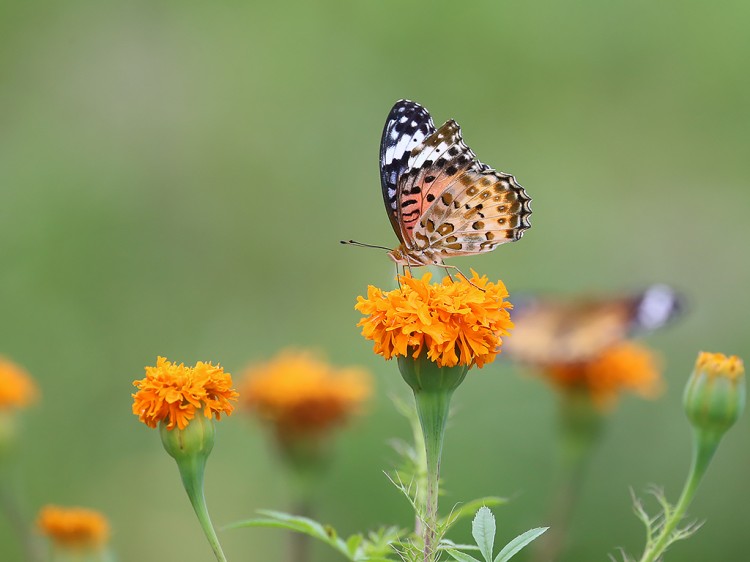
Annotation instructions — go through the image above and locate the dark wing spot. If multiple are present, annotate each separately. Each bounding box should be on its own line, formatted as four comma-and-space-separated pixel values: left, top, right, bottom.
426, 193, 435, 202
425, 175, 436, 183
437, 223, 455, 235
445, 165, 458, 176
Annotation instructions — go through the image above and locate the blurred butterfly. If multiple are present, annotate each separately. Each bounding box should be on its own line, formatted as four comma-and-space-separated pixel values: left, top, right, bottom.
344, 100, 532, 266
505, 285, 683, 365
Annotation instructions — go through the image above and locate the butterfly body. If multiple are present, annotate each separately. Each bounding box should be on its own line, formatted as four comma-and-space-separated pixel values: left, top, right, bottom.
379, 100, 531, 266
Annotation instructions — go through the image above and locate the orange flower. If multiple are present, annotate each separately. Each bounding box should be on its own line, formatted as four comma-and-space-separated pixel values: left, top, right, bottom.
132, 357, 239, 430
242, 350, 371, 438
694, 351, 744, 380
0, 357, 37, 410
541, 341, 663, 407
37, 505, 109, 550
355, 271, 513, 368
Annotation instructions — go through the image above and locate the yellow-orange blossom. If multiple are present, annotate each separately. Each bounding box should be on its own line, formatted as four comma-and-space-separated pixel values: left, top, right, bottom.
542, 341, 663, 407
132, 357, 238, 430
0, 356, 37, 409
37, 505, 109, 550
242, 350, 371, 437
356, 271, 514, 368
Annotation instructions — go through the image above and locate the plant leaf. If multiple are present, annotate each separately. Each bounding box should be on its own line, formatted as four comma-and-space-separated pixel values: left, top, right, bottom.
472, 507, 496, 562
446, 549, 482, 562
346, 534, 364, 556
493, 527, 549, 562
444, 497, 508, 530
229, 511, 351, 558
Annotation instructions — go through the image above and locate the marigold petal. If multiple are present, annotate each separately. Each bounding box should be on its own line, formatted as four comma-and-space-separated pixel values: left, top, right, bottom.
356, 272, 513, 368
132, 357, 238, 430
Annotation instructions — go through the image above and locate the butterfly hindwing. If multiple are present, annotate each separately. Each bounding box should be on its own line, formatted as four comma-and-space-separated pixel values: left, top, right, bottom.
395, 118, 530, 256
380, 100, 436, 242
416, 168, 531, 257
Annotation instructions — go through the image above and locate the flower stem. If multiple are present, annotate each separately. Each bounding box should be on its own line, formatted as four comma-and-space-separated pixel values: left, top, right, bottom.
412, 387, 454, 562
531, 392, 603, 562
397, 354, 467, 562
176, 455, 229, 562
638, 431, 719, 562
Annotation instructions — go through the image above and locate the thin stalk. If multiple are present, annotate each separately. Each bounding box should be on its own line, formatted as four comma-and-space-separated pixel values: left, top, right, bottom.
0, 484, 43, 562
288, 499, 313, 562
176, 456, 228, 562
638, 433, 719, 562
413, 388, 454, 562
531, 392, 603, 562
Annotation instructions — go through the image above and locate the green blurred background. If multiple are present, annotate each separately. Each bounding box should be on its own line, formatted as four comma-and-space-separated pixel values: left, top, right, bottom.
1, 0, 748, 560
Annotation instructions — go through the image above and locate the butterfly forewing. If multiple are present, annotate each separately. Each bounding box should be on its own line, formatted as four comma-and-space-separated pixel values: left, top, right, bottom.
380, 100, 436, 242
396, 120, 479, 243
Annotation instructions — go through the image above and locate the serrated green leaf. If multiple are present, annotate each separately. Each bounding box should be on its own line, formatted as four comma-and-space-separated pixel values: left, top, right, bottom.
472, 507, 496, 562
446, 549, 482, 562
493, 527, 548, 562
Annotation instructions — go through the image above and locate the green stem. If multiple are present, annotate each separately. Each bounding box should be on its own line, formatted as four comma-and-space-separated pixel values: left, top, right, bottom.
0, 459, 44, 562
288, 499, 313, 562
638, 432, 719, 562
531, 392, 604, 562
176, 456, 228, 562
413, 387, 454, 562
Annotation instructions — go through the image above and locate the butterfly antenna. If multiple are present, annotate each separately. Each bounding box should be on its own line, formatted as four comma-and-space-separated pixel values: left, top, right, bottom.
340, 239, 391, 252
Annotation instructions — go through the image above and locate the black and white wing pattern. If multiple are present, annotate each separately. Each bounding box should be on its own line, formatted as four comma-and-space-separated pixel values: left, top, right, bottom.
379, 100, 436, 241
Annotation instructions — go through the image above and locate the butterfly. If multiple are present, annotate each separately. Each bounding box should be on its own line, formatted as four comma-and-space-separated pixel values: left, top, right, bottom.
378, 99, 532, 266
505, 285, 683, 366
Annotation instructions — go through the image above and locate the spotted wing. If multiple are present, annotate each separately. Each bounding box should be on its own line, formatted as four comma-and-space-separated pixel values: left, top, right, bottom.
397, 120, 531, 254
380, 100, 436, 242
506, 285, 683, 365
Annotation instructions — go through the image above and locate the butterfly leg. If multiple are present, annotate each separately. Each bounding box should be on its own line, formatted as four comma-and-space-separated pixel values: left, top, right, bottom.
435, 263, 485, 291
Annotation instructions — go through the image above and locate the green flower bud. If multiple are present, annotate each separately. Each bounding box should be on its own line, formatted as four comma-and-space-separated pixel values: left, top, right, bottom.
159, 410, 215, 462
684, 352, 745, 438
397, 352, 468, 394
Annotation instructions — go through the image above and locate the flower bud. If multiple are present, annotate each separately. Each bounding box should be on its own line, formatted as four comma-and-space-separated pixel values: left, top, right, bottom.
397, 353, 468, 394
160, 410, 215, 463
684, 352, 745, 437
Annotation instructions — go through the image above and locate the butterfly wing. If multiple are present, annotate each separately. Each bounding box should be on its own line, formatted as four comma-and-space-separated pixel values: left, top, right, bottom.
398, 120, 531, 255
506, 286, 683, 365
380, 100, 436, 242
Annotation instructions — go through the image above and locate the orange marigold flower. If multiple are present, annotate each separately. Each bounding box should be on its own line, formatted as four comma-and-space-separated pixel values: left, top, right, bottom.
355, 271, 513, 368
37, 505, 110, 550
695, 351, 744, 380
242, 350, 371, 438
0, 356, 38, 410
132, 357, 239, 430
542, 341, 663, 407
